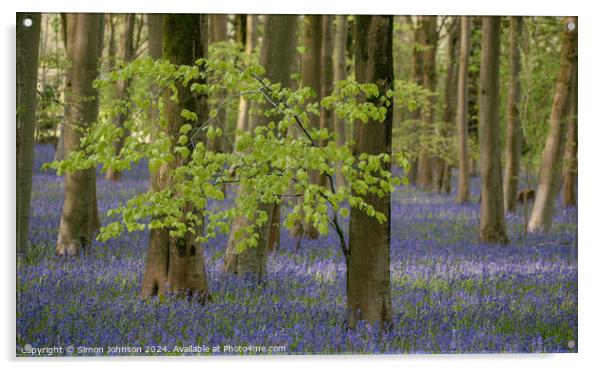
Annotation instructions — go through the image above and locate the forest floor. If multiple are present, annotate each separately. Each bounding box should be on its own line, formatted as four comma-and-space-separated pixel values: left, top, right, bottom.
17, 144, 577, 355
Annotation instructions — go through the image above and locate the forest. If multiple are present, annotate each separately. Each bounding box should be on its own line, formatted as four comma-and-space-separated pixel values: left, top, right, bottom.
16, 13, 577, 355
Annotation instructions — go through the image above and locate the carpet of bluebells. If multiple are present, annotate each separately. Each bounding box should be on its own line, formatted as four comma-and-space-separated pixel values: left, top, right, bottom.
16, 144, 577, 355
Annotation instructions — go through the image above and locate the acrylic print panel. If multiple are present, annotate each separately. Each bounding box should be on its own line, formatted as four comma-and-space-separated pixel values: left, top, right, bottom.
16, 13, 577, 356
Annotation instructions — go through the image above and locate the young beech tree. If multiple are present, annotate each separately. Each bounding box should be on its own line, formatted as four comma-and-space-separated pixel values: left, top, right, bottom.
56, 13, 104, 256
50, 15, 406, 314
478, 16, 508, 244
503, 16, 524, 213
223, 15, 298, 279
455, 16, 471, 203
17, 13, 41, 256
105, 14, 136, 181
347, 15, 394, 328
528, 17, 578, 232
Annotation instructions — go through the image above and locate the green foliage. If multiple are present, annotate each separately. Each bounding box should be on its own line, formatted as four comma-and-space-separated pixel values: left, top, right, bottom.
45, 48, 410, 253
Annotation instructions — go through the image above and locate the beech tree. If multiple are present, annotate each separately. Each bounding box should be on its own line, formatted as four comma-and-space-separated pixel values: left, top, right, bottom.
333, 15, 348, 190
17, 13, 41, 256
224, 15, 298, 279
433, 18, 459, 194
478, 16, 508, 244
528, 17, 578, 232
455, 16, 471, 203
235, 15, 258, 139
503, 16, 524, 213
140, 14, 211, 301
56, 13, 103, 256
105, 14, 136, 181
416, 16, 438, 191
562, 71, 578, 207
347, 14, 394, 328
292, 15, 323, 239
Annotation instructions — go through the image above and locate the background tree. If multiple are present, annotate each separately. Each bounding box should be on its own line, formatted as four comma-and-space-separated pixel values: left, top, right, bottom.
347, 14, 394, 328
503, 16, 524, 213
562, 70, 578, 207
528, 17, 578, 232
456, 16, 471, 203
223, 15, 298, 278
17, 13, 41, 256
292, 15, 323, 239
208, 15, 229, 155
416, 15, 438, 190
432, 18, 459, 194
235, 15, 258, 138
478, 16, 508, 244
141, 14, 210, 301
105, 14, 136, 181
333, 15, 348, 190
56, 13, 104, 256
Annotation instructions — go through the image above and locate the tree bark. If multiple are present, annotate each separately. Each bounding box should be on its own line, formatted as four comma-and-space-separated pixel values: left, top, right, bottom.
333, 15, 348, 190
456, 16, 471, 203
17, 13, 41, 256
56, 14, 103, 256
141, 14, 210, 302
224, 15, 298, 280
503, 17, 524, 213
562, 71, 578, 207
478, 16, 508, 244
528, 17, 578, 232
105, 14, 136, 181
348, 15, 393, 329
416, 16, 438, 190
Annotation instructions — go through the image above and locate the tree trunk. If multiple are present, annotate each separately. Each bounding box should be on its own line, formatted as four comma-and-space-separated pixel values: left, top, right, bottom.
478, 16, 508, 244
348, 15, 393, 329
416, 16, 438, 190
235, 15, 258, 140
407, 16, 424, 185
333, 15, 348, 190
467, 18, 481, 178
146, 14, 163, 60
320, 15, 335, 188
528, 17, 578, 232
233, 14, 247, 46
291, 15, 322, 239
141, 14, 210, 302
224, 15, 298, 280
17, 13, 41, 256
456, 16, 471, 203
106, 14, 136, 181
207, 15, 229, 156
562, 72, 578, 207
56, 14, 103, 256
433, 19, 459, 194
503, 17, 524, 213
